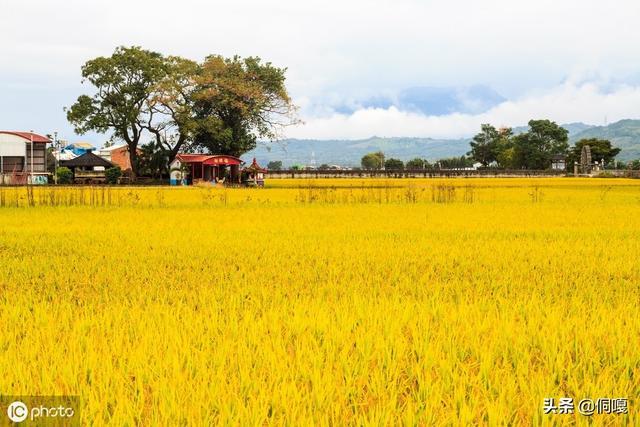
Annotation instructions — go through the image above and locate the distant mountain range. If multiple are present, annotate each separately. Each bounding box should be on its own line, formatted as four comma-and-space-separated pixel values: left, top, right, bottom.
570, 119, 640, 161
243, 119, 640, 166
512, 122, 596, 136
335, 85, 506, 116
244, 136, 471, 167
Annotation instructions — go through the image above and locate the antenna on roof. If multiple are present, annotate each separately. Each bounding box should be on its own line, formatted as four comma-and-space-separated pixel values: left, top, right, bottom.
310, 151, 316, 168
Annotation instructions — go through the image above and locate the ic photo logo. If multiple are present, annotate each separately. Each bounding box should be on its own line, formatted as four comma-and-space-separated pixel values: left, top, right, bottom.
2, 396, 79, 426
7, 401, 27, 423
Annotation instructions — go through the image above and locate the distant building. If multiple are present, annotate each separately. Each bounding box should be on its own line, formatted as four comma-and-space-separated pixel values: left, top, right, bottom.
61, 152, 115, 183
0, 131, 50, 184
54, 149, 77, 161
169, 154, 243, 185
98, 144, 137, 171
64, 142, 94, 156
53, 141, 95, 162
551, 154, 566, 171
242, 158, 267, 187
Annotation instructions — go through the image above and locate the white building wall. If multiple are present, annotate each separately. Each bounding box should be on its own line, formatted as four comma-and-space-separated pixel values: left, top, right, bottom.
0, 133, 27, 156
169, 159, 181, 184
98, 149, 113, 162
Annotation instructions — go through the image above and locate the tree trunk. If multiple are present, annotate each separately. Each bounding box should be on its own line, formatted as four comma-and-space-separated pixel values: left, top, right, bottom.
122, 126, 140, 182
127, 143, 138, 181
168, 134, 187, 165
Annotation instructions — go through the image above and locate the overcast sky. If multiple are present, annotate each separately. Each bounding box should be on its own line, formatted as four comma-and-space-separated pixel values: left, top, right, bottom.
2, 0, 639, 143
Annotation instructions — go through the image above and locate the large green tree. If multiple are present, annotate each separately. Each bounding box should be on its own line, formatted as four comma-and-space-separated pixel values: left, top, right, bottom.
66, 46, 167, 177
437, 156, 474, 169
468, 124, 500, 166
512, 120, 569, 169
384, 158, 404, 170
145, 56, 200, 164
67, 48, 298, 177
361, 151, 385, 170
406, 157, 429, 169
567, 138, 621, 167
192, 55, 298, 157
494, 127, 515, 168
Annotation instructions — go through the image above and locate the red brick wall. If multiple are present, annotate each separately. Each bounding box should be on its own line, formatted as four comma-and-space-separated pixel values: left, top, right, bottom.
110, 147, 133, 171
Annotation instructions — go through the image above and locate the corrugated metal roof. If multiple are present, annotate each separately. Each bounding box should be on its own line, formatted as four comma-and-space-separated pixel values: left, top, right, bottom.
68, 142, 95, 149
0, 131, 50, 143
61, 152, 114, 168
54, 150, 77, 161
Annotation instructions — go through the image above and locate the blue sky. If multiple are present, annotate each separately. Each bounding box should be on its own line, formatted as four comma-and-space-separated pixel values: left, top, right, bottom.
1, 0, 640, 144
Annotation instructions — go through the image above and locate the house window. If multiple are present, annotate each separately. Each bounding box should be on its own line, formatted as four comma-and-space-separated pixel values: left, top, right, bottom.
1, 156, 25, 173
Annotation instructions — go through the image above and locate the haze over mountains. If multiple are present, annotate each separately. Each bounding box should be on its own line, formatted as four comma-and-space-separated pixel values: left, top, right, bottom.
246, 85, 640, 166
244, 119, 640, 167
333, 85, 507, 116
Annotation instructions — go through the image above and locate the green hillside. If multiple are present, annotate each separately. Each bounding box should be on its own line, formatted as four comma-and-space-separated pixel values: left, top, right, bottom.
571, 119, 640, 161
244, 136, 470, 167
243, 120, 640, 167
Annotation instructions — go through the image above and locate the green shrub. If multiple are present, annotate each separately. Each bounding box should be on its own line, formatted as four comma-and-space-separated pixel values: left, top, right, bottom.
105, 167, 122, 185
384, 158, 404, 171
56, 167, 73, 184
595, 171, 615, 178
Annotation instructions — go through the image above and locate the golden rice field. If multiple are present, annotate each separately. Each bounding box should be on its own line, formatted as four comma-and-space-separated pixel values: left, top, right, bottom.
1, 178, 639, 425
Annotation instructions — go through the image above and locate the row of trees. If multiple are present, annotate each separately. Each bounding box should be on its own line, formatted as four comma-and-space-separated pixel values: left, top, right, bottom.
66, 46, 298, 178
360, 151, 473, 171
355, 120, 623, 172
468, 120, 621, 169
361, 151, 411, 170
261, 154, 640, 172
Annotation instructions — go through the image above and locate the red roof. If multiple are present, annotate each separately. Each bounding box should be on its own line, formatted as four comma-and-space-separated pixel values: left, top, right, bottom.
243, 158, 267, 172
175, 154, 243, 166
175, 154, 211, 163
0, 131, 51, 143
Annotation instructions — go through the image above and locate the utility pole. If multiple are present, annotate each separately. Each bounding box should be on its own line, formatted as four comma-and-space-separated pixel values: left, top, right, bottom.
30, 130, 34, 184
53, 131, 59, 184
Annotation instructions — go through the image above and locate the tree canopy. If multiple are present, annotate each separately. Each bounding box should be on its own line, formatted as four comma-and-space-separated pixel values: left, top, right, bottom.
384, 158, 404, 170
467, 120, 577, 170
512, 120, 569, 169
468, 125, 515, 168
145, 56, 200, 164
468, 124, 500, 166
192, 55, 298, 157
568, 138, 621, 167
66, 46, 167, 177
67, 46, 298, 178
267, 160, 283, 171
436, 156, 474, 169
405, 158, 428, 169
361, 151, 385, 170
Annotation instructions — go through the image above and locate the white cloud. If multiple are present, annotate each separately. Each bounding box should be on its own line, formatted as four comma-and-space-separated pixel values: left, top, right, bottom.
286, 82, 640, 139
2, 0, 640, 93
1, 0, 640, 141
